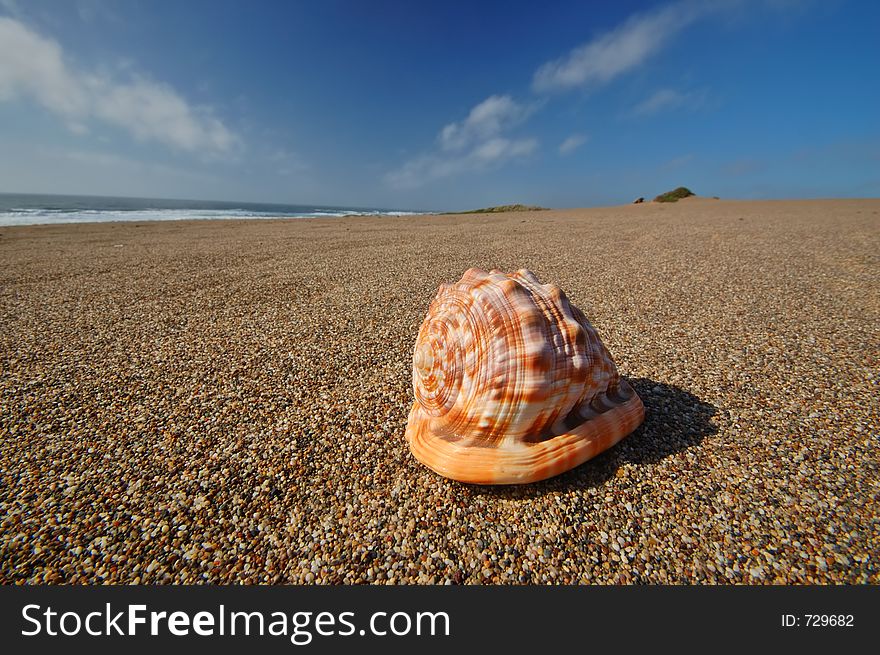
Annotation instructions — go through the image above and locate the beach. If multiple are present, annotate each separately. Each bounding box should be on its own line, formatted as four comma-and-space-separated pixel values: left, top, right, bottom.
1, 197, 877, 584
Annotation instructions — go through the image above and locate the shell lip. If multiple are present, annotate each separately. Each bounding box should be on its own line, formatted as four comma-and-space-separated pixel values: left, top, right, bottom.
406, 382, 645, 485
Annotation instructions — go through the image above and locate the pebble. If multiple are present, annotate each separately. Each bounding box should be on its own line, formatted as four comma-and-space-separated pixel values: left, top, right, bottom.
0, 200, 877, 584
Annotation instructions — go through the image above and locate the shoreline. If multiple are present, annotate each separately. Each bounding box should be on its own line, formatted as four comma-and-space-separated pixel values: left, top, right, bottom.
2, 196, 877, 230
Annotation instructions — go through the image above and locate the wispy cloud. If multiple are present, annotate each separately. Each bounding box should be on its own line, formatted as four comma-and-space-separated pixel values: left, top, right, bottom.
532, 1, 709, 93
722, 157, 767, 176
0, 142, 222, 197
387, 95, 537, 189
54, 147, 219, 183
0, 0, 20, 16
630, 87, 708, 116
438, 95, 534, 151
269, 148, 309, 176
387, 137, 537, 189
559, 133, 589, 155
74, 0, 120, 25
660, 153, 695, 171
0, 16, 238, 155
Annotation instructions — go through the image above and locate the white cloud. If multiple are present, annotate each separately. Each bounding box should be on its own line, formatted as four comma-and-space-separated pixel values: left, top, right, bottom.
532, 1, 707, 93
631, 88, 707, 116
471, 137, 538, 164
387, 137, 537, 189
0, 18, 89, 115
387, 95, 538, 189
559, 133, 589, 155
0, 17, 237, 155
92, 76, 236, 152
438, 95, 532, 151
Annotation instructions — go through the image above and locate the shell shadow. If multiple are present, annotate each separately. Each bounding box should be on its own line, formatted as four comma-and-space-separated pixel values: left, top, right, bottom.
466, 378, 718, 499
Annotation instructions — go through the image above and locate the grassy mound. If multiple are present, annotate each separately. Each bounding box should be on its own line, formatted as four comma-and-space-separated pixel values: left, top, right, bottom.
653, 187, 695, 203
448, 204, 549, 214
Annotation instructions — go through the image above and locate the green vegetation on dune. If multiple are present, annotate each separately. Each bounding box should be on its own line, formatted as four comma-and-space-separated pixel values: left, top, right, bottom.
446, 204, 549, 214
653, 187, 695, 202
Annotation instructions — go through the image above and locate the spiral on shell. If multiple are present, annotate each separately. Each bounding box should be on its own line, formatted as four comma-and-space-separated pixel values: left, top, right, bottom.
405, 268, 644, 485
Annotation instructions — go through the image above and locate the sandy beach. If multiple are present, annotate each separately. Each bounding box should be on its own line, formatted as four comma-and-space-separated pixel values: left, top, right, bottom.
0, 197, 877, 584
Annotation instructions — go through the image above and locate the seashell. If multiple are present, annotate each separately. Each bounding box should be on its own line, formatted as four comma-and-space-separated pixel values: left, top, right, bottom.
405, 268, 644, 485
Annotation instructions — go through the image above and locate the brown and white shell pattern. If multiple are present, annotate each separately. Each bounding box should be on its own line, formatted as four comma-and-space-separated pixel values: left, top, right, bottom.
405, 268, 644, 485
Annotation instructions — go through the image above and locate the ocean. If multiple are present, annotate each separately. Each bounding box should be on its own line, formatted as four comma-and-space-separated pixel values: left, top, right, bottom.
0, 193, 427, 226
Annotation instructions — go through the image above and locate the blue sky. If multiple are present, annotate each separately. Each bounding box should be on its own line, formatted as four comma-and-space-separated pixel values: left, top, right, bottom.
0, 0, 877, 210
